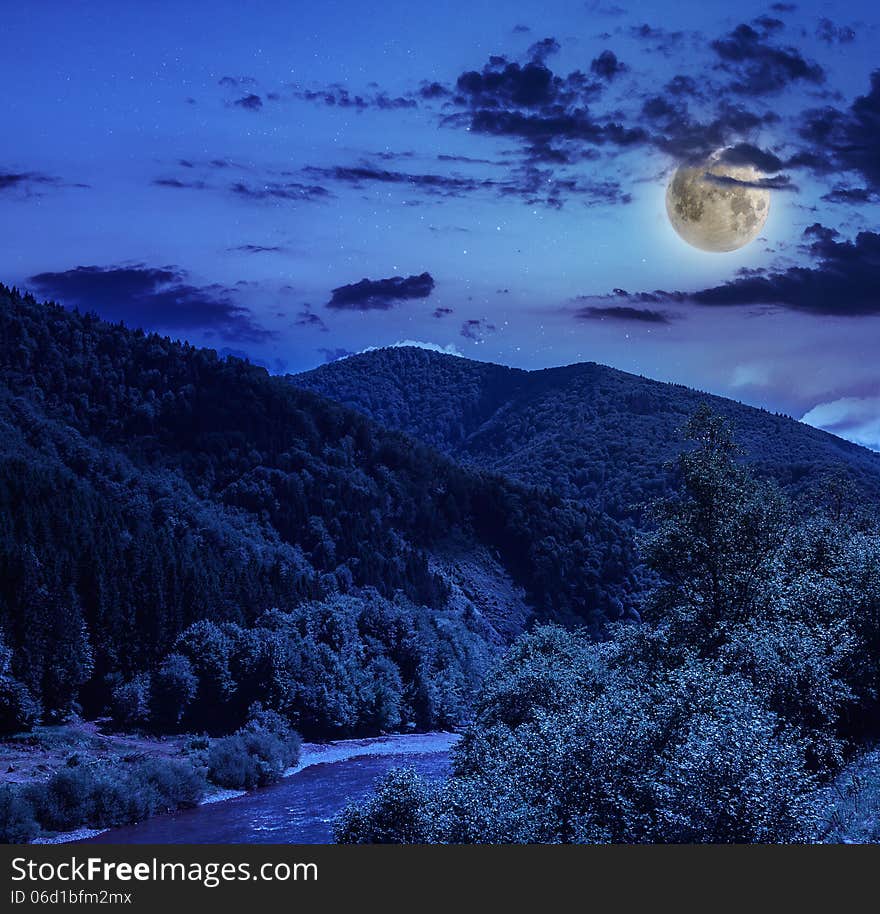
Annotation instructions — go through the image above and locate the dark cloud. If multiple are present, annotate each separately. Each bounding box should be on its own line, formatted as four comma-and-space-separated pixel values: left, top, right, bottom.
28, 265, 274, 341
460, 318, 496, 342
816, 18, 855, 45
230, 180, 331, 202
326, 272, 435, 311
703, 172, 797, 191
718, 142, 784, 173
770, 3, 796, 11
295, 305, 328, 331
294, 85, 416, 110
574, 305, 672, 324
0, 170, 87, 196
590, 50, 628, 80
798, 70, 880, 191
710, 23, 824, 95
433, 306, 453, 318
528, 37, 561, 62
821, 185, 877, 205
233, 93, 263, 111
228, 244, 287, 254
419, 81, 448, 99
0, 171, 60, 193
665, 75, 702, 98
663, 225, 880, 316
629, 24, 686, 55
455, 57, 588, 109
305, 160, 629, 208
219, 76, 257, 88
303, 164, 487, 197
646, 99, 779, 164
752, 15, 784, 34
153, 177, 208, 190
512, 24, 531, 33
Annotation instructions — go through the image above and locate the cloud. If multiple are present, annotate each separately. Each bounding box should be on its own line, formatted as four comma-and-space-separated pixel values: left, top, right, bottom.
294, 85, 416, 110
444, 51, 647, 165
710, 23, 824, 95
28, 264, 274, 342
752, 15, 785, 34
798, 70, 880, 192
590, 50, 628, 80
574, 305, 672, 324
643, 97, 780, 164
528, 37, 561, 62
702, 172, 797, 191
460, 318, 496, 342
801, 397, 880, 451
433, 306, 453, 318
358, 340, 464, 357
219, 76, 258, 88
419, 81, 448, 99
0, 170, 87, 196
816, 18, 855, 45
228, 244, 288, 254
153, 177, 208, 190
327, 272, 435, 310
233, 93, 263, 111
230, 180, 331, 202
821, 185, 878, 205
319, 347, 354, 363
303, 164, 488, 198
718, 142, 784, 173
295, 305, 328, 331
306, 160, 630, 208
629, 24, 686, 56
664, 225, 880, 316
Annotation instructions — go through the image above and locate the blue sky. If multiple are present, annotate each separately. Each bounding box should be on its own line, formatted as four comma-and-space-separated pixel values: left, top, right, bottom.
2, 0, 879, 448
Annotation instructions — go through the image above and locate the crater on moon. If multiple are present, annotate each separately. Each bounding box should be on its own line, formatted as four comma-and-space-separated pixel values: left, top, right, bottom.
666, 157, 770, 253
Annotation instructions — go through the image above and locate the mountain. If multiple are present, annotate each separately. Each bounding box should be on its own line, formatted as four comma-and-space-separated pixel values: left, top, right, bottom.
295, 346, 880, 520
0, 286, 638, 738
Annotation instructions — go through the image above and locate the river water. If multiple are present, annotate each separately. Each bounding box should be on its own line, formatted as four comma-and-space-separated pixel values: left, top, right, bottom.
78, 733, 457, 844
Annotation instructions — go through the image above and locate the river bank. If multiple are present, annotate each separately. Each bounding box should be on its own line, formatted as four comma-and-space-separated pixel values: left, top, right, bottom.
28, 731, 459, 845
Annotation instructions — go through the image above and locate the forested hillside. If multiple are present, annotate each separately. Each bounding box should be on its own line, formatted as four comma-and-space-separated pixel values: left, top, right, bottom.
0, 285, 638, 740
296, 347, 880, 520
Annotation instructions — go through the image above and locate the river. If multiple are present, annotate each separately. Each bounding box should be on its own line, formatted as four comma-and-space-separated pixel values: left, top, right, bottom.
77, 732, 458, 844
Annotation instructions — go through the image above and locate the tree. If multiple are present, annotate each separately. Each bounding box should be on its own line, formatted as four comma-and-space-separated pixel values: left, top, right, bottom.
643, 405, 791, 649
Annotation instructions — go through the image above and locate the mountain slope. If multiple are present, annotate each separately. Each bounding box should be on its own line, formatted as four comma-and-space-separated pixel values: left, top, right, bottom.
0, 286, 639, 736
295, 347, 880, 519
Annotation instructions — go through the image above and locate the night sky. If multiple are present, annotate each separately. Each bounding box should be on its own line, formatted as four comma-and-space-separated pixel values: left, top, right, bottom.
3, 0, 879, 449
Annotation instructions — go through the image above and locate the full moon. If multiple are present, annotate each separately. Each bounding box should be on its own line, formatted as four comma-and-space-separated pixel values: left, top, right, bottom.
666, 157, 770, 253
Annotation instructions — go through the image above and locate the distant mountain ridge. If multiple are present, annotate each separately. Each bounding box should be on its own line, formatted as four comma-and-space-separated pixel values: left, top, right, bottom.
0, 286, 644, 737
295, 347, 880, 519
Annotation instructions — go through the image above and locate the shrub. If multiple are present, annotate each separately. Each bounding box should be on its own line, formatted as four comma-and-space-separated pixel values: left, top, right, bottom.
25, 767, 98, 832
205, 710, 301, 790
335, 768, 434, 844
0, 785, 39, 843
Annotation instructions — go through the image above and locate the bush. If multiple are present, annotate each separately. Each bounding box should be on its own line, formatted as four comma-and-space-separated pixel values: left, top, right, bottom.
0, 785, 39, 843
16, 757, 206, 836
335, 768, 434, 844
24, 767, 98, 832
205, 709, 301, 790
